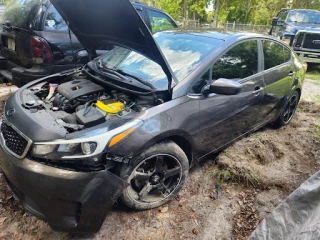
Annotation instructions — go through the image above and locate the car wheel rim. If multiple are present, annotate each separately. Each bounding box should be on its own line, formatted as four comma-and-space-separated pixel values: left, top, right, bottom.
283, 95, 298, 124
127, 154, 182, 204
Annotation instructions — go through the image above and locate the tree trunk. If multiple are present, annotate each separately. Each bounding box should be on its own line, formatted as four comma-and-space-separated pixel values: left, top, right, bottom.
184, 0, 187, 20
213, 0, 220, 28
244, 0, 252, 23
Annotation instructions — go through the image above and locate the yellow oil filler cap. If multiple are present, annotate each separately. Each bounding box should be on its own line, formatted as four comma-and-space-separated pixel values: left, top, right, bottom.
96, 100, 125, 115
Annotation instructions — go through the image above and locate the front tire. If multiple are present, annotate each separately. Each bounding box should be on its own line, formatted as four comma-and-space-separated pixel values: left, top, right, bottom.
273, 90, 299, 128
118, 141, 189, 210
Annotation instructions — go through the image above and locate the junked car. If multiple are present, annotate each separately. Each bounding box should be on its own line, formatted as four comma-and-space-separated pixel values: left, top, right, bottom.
0, 0, 305, 233
0, 0, 177, 87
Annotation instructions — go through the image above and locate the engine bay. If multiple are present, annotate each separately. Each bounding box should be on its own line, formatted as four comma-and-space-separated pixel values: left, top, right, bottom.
20, 73, 158, 133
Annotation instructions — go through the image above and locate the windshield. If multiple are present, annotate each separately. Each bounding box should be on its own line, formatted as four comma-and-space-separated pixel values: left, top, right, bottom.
287, 10, 320, 24
100, 32, 223, 89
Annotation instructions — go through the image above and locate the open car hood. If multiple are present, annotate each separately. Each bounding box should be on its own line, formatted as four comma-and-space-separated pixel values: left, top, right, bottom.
50, 0, 175, 90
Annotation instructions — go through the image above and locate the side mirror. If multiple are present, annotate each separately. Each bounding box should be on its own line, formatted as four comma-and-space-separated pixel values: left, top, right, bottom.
272, 17, 279, 26
202, 78, 242, 95
76, 50, 89, 64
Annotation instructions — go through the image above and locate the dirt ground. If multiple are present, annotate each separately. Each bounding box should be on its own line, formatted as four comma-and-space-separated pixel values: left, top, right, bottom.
1, 79, 320, 240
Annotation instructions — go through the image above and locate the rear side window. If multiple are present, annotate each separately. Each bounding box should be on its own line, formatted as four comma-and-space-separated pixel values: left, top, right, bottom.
262, 40, 290, 70
44, 5, 68, 31
212, 40, 259, 80
148, 10, 176, 33
2, 0, 39, 28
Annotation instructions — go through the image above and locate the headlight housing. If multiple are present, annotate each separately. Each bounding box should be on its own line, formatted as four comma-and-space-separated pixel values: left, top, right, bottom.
31, 119, 143, 160
32, 142, 97, 156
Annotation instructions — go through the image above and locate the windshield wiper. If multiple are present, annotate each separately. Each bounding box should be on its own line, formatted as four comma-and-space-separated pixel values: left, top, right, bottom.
116, 69, 156, 90
95, 59, 154, 90
96, 59, 127, 80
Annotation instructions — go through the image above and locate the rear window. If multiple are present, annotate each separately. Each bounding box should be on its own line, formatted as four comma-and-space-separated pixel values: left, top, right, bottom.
44, 4, 68, 31
2, 0, 40, 28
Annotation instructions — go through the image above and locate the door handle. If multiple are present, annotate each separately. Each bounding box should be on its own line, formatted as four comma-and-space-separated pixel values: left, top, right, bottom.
288, 71, 295, 77
252, 86, 262, 96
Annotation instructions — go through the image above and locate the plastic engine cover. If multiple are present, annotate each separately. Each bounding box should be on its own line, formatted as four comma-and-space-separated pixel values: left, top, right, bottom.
76, 107, 105, 127
58, 79, 104, 100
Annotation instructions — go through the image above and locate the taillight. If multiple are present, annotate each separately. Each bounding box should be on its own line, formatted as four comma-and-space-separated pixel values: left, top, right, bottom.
30, 36, 53, 64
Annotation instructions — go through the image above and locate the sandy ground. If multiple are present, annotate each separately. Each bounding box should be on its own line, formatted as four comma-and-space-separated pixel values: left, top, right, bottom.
0, 79, 320, 240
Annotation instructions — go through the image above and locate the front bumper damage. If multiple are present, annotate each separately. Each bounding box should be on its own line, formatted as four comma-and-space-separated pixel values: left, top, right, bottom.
0, 141, 128, 232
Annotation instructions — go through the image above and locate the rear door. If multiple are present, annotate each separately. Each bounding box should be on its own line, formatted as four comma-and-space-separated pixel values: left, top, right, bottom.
258, 39, 293, 123
192, 40, 265, 159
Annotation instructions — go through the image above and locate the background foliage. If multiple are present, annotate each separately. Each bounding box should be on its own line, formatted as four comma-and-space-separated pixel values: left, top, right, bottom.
141, 0, 320, 25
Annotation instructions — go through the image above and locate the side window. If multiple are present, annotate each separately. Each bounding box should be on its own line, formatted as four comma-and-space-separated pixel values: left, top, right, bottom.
190, 70, 210, 94
211, 41, 258, 81
278, 10, 288, 21
262, 40, 289, 70
44, 5, 68, 31
148, 10, 176, 33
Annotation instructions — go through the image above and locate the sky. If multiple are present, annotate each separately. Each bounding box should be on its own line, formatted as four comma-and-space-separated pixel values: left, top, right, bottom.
206, 2, 214, 12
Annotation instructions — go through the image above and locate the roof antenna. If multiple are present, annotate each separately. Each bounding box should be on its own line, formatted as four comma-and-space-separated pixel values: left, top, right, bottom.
67, 22, 76, 68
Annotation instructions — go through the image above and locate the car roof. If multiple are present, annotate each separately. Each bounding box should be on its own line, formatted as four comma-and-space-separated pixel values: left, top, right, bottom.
288, 9, 320, 13
157, 29, 270, 41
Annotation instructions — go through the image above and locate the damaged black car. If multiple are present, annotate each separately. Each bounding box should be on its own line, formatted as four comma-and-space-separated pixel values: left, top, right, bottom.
0, 0, 305, 233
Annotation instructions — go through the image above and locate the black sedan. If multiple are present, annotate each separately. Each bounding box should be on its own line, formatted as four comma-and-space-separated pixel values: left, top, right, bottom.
0, 0, 305, 233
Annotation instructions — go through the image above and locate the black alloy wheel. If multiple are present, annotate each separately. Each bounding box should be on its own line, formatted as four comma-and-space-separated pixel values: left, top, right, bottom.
283, 93, 298, 124
119, 141, 189, 210
274, 90, 299, 127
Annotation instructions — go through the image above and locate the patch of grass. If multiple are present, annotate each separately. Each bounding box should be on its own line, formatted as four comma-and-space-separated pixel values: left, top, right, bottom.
209, 165, 263, 189
306, 73, 320, 81
310, 124, 320, 143
315, 95, 320, 103
306, 64, 320, 81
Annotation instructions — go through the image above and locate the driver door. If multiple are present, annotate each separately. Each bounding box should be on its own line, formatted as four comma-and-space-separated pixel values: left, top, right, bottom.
192, 40, 265, 159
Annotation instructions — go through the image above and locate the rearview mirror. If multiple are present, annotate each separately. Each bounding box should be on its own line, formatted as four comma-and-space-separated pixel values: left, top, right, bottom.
202, 78, 242, 95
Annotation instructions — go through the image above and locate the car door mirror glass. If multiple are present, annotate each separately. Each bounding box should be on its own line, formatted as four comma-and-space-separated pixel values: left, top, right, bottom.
202, 78, 242, 95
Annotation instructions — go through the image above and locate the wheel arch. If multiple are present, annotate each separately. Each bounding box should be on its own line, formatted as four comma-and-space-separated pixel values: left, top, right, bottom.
295, 88, 301, 100
135, 132, 195, 167
164, 135, 194, 167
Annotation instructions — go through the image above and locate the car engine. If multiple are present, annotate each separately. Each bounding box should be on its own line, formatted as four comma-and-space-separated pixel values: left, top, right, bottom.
25, 75, 148, 133
52, 79, 104, 113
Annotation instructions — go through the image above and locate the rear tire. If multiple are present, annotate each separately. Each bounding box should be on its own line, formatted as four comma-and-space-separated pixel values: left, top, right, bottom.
273, 90, 299, 128
118, 141, 189, 210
